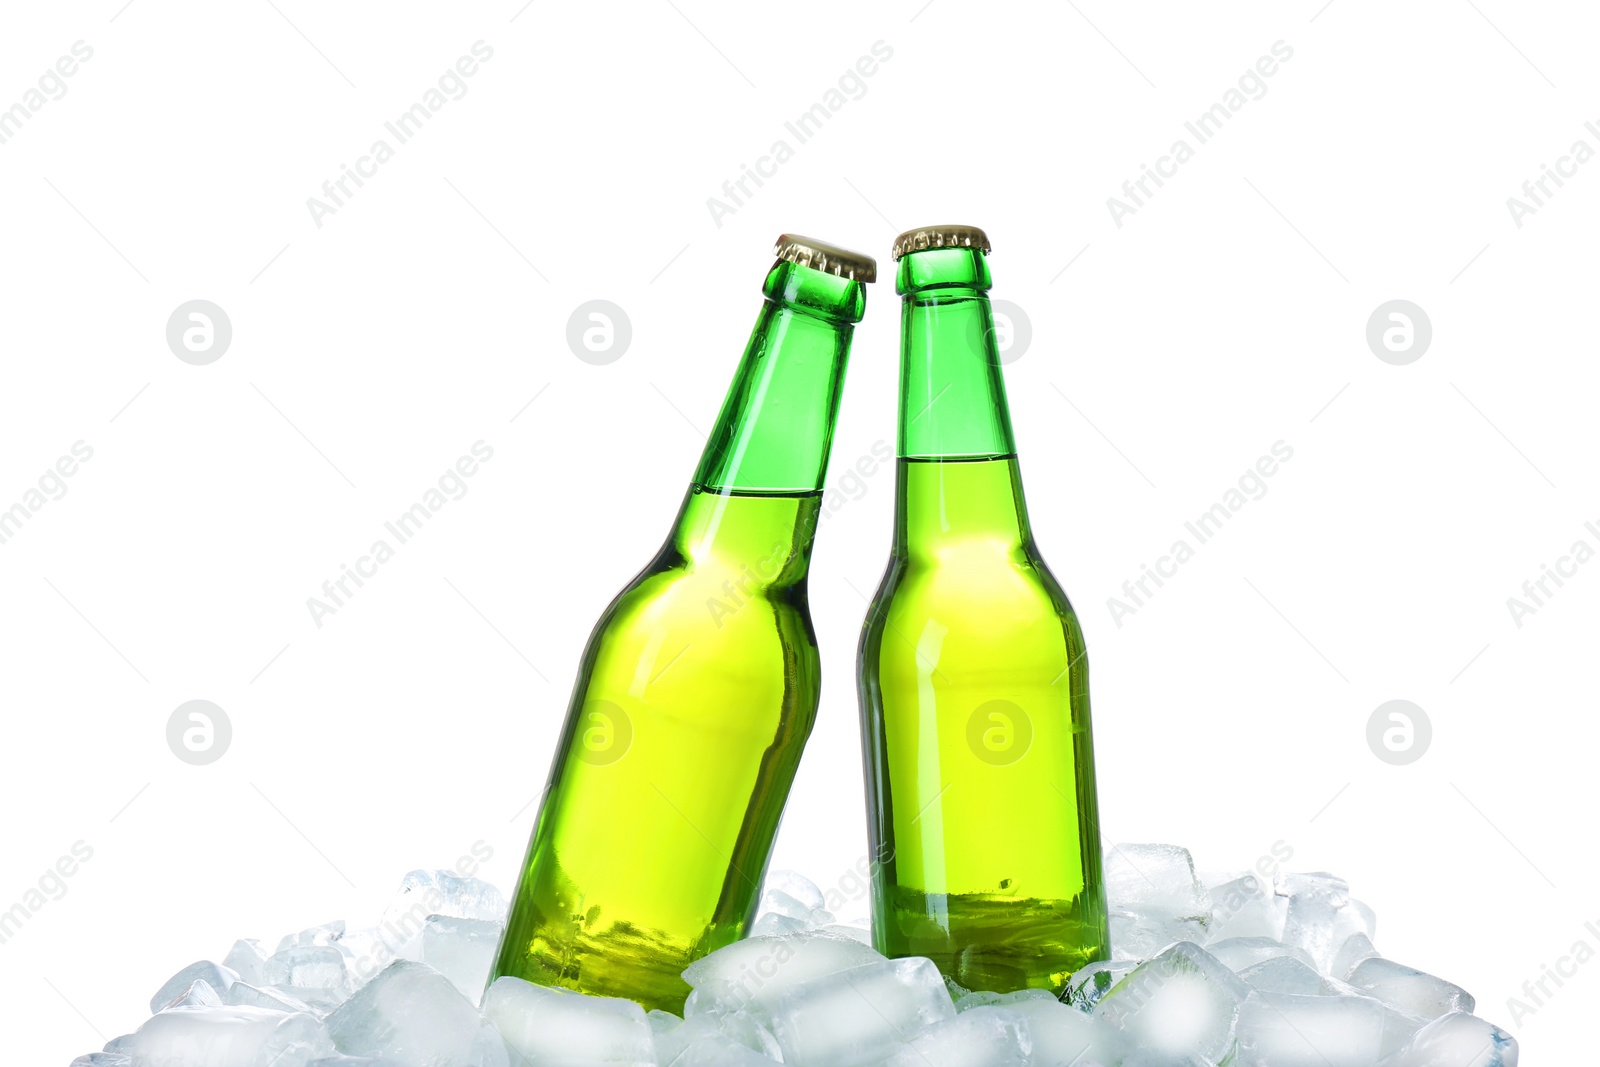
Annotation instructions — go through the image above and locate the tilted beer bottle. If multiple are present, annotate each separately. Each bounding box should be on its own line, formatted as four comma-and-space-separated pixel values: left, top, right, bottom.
857, 225, 1107, 993
493, 235, 876, 1012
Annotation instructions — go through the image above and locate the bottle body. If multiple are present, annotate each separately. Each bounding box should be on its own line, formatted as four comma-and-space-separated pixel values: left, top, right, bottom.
496, 487, 821, 1011
858, 241, 1107, 993
494, 253, 867, 1012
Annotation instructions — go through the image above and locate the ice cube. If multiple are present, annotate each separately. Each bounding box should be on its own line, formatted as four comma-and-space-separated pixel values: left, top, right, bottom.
681, 931, 886, 1019
109, 1006, 333, 1067
767, 957, 956, 1067
1236, 991, 1386, 1066
335, 926, 400, 986
378, 871, 507, 955
1278, 874, 1376, 973
267, 945, 356, 1009
1316, 898, 1378, 974
1105, 844, 1211, 957
649, 1007, 781, 1063
1377, 1011, 1518, 1066
883, 1005, 1030, 1067
1206, 936, 1315, 973
1331, 932, 1379, 979
227, 981, 317, 1014
162, 979, 225, 1010
150, 960, 239, 1014
646, 1011, 690, 1067
70, 1055, 131, 1066
1106, 844, 1210, 914
1118, 1054, 1217, 1067
1207, 876, 1287, 942
326, 961, 507, 1067
755, 879, 832, 932
1342, 899, 1378, 942
758, 889, 813, 920
953, 987, 1057, 1011
308, 1058, 409, 1066
279, 920, 347, 953
763, 869, 826, 913
1062, 958, 1138, 1011
420, 915, 503, 1003
1094, 941, 1249, 1063
482, 975, 654, 1066
399, 870, 506, 920
224, 939, 272, 987
684, 978, 749, 1018
750, 911, 811, 937
1374, 1001, 1431, 1059
672, 1036, 782, 1066
818, 923, 873, 945
1237, 956, 1331, 996
1346, 957, 1474, 1018
1005, 997, 1134, 1066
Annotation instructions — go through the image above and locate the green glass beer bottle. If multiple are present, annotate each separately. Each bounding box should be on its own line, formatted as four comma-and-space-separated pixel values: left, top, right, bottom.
857, 225, 1107, 994
493, 235, 876, 1012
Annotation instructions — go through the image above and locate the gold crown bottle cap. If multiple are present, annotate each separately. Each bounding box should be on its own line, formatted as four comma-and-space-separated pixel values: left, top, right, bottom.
774, 234, 877, 283
891, 225, 992, 261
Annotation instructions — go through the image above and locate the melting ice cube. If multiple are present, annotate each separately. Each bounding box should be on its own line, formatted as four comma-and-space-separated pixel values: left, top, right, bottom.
109, 1005, 332, 1067
767, 957, 956, 1067
1094, 941, 1248, 1063
149, 960, 238, 1014
1105, 844, 1212, 958
1062, 958, 1139, 1011
325, 960, 507, 1067
681, 931, 886, 1020
1005, 996, 1134, 1066
1236, 990, 1387, 1066
1205, 936, 1315, 973
882, 1004, 1031, 1067
1206, 876, 1287, 943
1378, 1010, 1518, 1066
420, 915, 504, 1003
1346, 956, 1475, 1019
481, 975, 654, 1066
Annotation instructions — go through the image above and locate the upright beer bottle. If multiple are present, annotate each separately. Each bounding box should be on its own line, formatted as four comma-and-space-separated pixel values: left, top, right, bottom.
495, 235, 876, 1012
857, 225, 1107, 993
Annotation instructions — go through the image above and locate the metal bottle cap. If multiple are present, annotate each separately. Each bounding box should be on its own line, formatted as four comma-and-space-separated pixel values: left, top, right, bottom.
774, 234, 877, 283
891, 225, 992, 261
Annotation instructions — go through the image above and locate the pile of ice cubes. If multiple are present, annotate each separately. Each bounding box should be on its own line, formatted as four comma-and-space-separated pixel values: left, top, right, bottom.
73, 845, 1517, 1066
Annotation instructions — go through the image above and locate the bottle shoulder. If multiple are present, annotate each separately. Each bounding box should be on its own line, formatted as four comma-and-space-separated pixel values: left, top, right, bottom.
867, 544, 1082, 630
591, 555, 813, 643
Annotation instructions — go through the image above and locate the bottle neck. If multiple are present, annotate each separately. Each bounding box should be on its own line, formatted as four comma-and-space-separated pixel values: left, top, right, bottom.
693, 261, 863, 494
896, 248, 1017, 462
894, 248, 1029, 549
675, 260, 862, 571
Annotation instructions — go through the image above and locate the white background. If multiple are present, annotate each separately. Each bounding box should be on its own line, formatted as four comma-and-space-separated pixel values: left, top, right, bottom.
1, 0, 1593, 1061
